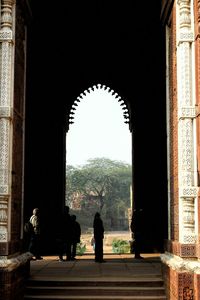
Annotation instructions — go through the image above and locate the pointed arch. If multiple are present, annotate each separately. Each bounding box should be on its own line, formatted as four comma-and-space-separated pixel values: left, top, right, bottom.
67, 84, 132, 132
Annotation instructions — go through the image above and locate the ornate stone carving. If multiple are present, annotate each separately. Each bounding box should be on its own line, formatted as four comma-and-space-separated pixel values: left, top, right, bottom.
0, 252, 32, 271
0, 31, 12, 40
178, 106, 196, 118
178, 119, 194, 188
179, 31, 194, 41
179, 187, 198, 197
68, 84, 131, 131
182, 198, 196, 243
177, 0, 197, 244
0, 119, 9, 195
197, 0, 200, 33
161, 252, 200, 272
0, 0, 14, 243
0, 197, 8, 241
178, 0, 191, 29
1, 3, 12, 27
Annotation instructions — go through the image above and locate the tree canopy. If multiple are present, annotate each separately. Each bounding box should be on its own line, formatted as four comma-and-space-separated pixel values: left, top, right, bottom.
66, 158, 132, 230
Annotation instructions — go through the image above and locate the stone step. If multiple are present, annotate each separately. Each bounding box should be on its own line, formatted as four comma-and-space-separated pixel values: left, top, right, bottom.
26, 278, 165, 287
24, 278, 167, 300
24, 256, 167, 300
24, 296, 167, 300
25, 285, 166, 296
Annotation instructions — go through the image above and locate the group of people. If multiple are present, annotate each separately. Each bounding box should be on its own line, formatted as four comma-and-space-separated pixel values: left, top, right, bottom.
26, 206, 106, 263
25, 207, 143, 262
58, 207, 105, 263
58, 205, 81, 261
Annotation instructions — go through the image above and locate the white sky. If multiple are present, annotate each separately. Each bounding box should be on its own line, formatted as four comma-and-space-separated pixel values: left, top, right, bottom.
66, 87, 132, 167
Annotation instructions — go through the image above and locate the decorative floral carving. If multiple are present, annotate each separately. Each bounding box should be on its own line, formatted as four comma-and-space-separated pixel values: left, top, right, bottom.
178, 0, 191, 29
183, 287, 193, 300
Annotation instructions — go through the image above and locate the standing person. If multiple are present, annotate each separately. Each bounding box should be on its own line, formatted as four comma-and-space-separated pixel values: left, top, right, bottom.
130, 209, 143, 259
29, 208, 43, 260
24, 218, 34, 252
71, 215, 81, 260
59, 205, 72, 261
93, 212, 105, 263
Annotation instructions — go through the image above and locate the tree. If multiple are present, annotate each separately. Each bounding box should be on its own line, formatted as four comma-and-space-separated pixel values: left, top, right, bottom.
66, 158, 132, 229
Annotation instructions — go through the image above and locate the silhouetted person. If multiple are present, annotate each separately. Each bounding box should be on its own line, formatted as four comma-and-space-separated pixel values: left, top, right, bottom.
71, 215, 81, 260
24, 218, 34, 252
130, 208, 143, 259
93, 212, 105, 263
29, 208, 43, 260
59, 205, 72, 261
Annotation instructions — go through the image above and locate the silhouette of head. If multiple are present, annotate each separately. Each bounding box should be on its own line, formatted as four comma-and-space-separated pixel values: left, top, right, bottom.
71, 215, 76, 221
33, 208, 39, 215
95, 212, 100, 219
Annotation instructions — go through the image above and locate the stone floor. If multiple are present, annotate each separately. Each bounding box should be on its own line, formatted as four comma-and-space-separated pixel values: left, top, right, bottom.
29, 253, 163, 281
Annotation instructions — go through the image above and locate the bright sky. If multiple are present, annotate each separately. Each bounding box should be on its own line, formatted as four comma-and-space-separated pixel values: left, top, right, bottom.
66, 87, 132, 167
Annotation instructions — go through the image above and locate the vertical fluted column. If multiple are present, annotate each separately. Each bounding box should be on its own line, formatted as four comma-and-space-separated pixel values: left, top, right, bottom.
0, 0, 14, 244
177, 0, 198, 244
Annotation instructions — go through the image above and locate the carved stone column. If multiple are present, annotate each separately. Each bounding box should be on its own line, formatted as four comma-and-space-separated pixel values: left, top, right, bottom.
0, 2, 32, 299
0, 0, 14, 251
196, 0, 200, 254
176, 0, 198, 247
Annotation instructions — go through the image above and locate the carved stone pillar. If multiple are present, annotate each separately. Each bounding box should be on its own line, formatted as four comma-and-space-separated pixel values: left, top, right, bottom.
176, 0, 198, 247
161, 1, 200, 298
0, 0, 14, 251
0, 2, 32, 299
196, 0, 200, 253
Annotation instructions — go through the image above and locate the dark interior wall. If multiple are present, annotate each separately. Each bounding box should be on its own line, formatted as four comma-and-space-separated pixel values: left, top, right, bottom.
131, 12, 168, 251
24, 0, 167, 253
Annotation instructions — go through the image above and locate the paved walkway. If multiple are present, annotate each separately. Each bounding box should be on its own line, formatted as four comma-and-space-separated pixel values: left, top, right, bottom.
29, 253, 163, 281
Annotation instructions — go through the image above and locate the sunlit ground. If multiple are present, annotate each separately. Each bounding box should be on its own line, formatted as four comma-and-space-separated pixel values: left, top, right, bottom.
80, 231, 131, 254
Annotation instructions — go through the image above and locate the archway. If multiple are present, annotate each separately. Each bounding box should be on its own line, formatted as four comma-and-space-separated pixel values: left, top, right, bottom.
22, 0, 167, 254
65, 84, 133, 251
0, 1, 168, 299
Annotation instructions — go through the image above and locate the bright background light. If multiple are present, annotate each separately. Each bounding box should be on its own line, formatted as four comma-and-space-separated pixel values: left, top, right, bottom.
66, 88, 132, 166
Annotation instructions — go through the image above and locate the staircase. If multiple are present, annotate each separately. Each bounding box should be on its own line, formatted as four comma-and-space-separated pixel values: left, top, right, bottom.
24, 255, 167, 300
24, 277, 167, 299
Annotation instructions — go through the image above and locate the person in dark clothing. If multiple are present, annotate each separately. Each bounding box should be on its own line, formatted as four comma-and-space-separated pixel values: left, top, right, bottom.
130, 208, 144, 259
29, 208, 43, 260
24, 218, 34, 252
59, 205, 72, 261
71, 215, 81, 260
93, 212, 105, 263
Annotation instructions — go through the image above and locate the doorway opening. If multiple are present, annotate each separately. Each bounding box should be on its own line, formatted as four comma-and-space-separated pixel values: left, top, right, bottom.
22, 0, 167, 258
66, 84, 133, 254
